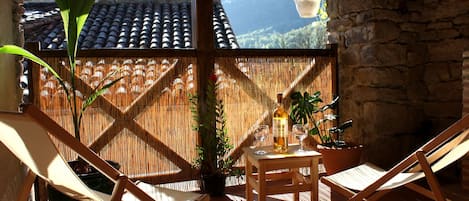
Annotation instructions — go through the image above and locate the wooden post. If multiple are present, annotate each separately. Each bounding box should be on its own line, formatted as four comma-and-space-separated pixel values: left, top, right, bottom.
193, 0, 215, 165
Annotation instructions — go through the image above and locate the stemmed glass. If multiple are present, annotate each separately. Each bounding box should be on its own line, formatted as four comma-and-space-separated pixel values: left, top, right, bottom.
293, 124, 308, 151
253, 124, 269, 155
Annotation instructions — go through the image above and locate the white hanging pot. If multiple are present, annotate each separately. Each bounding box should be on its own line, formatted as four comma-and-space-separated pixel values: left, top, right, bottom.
293, 0, 321, 18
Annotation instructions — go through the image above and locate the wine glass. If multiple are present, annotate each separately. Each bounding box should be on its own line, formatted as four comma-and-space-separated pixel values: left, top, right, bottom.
293, 124, 308, 151
253, 125, 269, 155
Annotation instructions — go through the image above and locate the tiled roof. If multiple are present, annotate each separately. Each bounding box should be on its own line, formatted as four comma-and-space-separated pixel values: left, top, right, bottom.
23, 2, 239, 49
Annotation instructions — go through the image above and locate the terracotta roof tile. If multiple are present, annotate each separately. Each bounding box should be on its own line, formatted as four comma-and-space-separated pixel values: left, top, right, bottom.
23, 2, 239, 49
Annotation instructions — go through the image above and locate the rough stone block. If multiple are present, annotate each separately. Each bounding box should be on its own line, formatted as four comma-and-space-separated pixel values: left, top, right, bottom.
449, 61, 463, 80
367, 21, 401, 42
459, 24, 469, 37
454, 15, 469, 25
328, 18, 354, 32
406, 44, 426, 65
406, 0, 424, 12
355, 87, 407, 102
409, 11, 428, 23
327, 32, 341, 44
422, 1, 469, 21
338, 65, 356, 90
339, 0, 372, 14
427, 39, 469, 62
424, 101, 462, 118
427, 21, 453, 30
344, 26, 367, 45
338, 0, 399, 15
340, 45, 360, 66
326, 0, 339, 18
361, 44, 406, 66
398, 32, 419, 44
365, 134, 422, 168
370, 9, 404, 22
363, 102, 423, 136
426, 81, 462, 101
420, 29, 461, 41
424, 62, 461, 83
400, 22, 426, 32
407, 82, 428, 102
355, 67, 406, 88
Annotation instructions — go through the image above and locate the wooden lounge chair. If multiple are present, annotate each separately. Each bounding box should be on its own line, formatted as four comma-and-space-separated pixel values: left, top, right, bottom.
321, 114, 469, 201
0, 104, 208, 201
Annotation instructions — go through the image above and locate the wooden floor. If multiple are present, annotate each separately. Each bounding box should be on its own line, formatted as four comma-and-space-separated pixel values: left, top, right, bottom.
207, 182, 468, 201
158, 177, 468, 201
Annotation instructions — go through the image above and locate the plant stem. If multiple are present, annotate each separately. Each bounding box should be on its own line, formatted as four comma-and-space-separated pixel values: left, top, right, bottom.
70, 60, 81, 141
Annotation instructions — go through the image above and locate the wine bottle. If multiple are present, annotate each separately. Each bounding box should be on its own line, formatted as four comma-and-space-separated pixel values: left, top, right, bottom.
272, 93, 289, 153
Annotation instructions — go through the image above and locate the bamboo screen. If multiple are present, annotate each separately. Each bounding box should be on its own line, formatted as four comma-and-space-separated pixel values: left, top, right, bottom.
32, 50, 336, 185
36, 56, 198, 183
215, 56, 336, 166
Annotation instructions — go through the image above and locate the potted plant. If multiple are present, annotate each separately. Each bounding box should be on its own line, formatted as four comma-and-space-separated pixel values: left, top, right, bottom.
0, 0, 122, 198
189, 74, 236, 196
290, 91, 363, 175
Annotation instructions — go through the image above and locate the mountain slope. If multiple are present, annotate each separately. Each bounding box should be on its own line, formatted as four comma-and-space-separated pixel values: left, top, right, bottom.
236, 20, 328, 49
221, 0, 320, 35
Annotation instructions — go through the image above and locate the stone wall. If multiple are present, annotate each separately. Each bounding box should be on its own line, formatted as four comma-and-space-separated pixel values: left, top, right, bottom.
0, 0, 23, 112
0, 0, 28, 200
327, 0, 469, 171
463, 49, 469, 190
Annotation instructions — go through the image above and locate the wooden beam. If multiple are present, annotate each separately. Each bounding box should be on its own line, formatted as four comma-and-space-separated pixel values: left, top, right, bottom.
193, 0, 216, 148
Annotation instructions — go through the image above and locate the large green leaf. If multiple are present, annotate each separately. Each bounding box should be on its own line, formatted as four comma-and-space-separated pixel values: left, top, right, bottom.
55, 0, 94, 63
0, 45, 63, 83
81, 77, 123, 111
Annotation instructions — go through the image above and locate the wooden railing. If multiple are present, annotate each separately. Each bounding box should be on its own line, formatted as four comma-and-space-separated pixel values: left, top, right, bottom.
27, 42, 337, 185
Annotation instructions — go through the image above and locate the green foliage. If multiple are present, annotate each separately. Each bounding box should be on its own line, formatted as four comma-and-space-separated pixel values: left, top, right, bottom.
290, 91, 351, 147
189, 77, 235, 176
0, 0, 121, 141
236, 0, 328, 49
290, 91, 322, 125
55, 0, 94, 64
237, 19, 328, 49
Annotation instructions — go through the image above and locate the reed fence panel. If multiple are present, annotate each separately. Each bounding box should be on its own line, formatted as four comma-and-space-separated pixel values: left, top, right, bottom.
29, 46, 337, 185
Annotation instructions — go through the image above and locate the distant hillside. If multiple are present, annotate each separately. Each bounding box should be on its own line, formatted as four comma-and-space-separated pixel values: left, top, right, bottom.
221, 0, 320, 35
236, 20, 328, 49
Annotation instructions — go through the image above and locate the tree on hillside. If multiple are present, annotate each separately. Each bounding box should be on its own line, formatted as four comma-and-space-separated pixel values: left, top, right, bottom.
237, 20, 328, 49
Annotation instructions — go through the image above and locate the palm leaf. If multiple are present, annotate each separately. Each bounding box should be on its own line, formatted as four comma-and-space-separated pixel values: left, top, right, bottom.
55, 0, 94, 63
0, 45, 70, 98
82, 77, 123, 111
0, 45, 62, 82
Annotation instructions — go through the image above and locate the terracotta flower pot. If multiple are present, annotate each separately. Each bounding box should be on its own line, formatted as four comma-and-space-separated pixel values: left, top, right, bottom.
317, 144, 364, 175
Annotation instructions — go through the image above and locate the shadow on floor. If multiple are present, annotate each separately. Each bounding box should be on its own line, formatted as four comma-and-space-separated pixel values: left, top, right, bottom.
208, 182, 468, 201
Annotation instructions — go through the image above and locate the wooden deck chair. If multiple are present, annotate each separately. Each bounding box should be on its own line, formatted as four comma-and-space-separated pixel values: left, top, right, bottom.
321, 114, 469, 201
0, 104, 209, 201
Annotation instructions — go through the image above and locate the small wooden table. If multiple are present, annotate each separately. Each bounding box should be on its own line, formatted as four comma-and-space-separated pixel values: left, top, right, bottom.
243, 145, 322, 201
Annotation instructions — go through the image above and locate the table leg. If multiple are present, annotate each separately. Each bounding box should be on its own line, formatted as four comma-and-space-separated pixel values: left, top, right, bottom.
311, 158, 319, 201
246, 158, 253, 201
292, 168, 299, 201
258, 165, 266, 201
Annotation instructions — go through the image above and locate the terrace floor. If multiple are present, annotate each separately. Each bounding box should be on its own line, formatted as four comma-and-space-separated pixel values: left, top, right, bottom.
209, 181, 468, 201
158, 175, 468, 201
